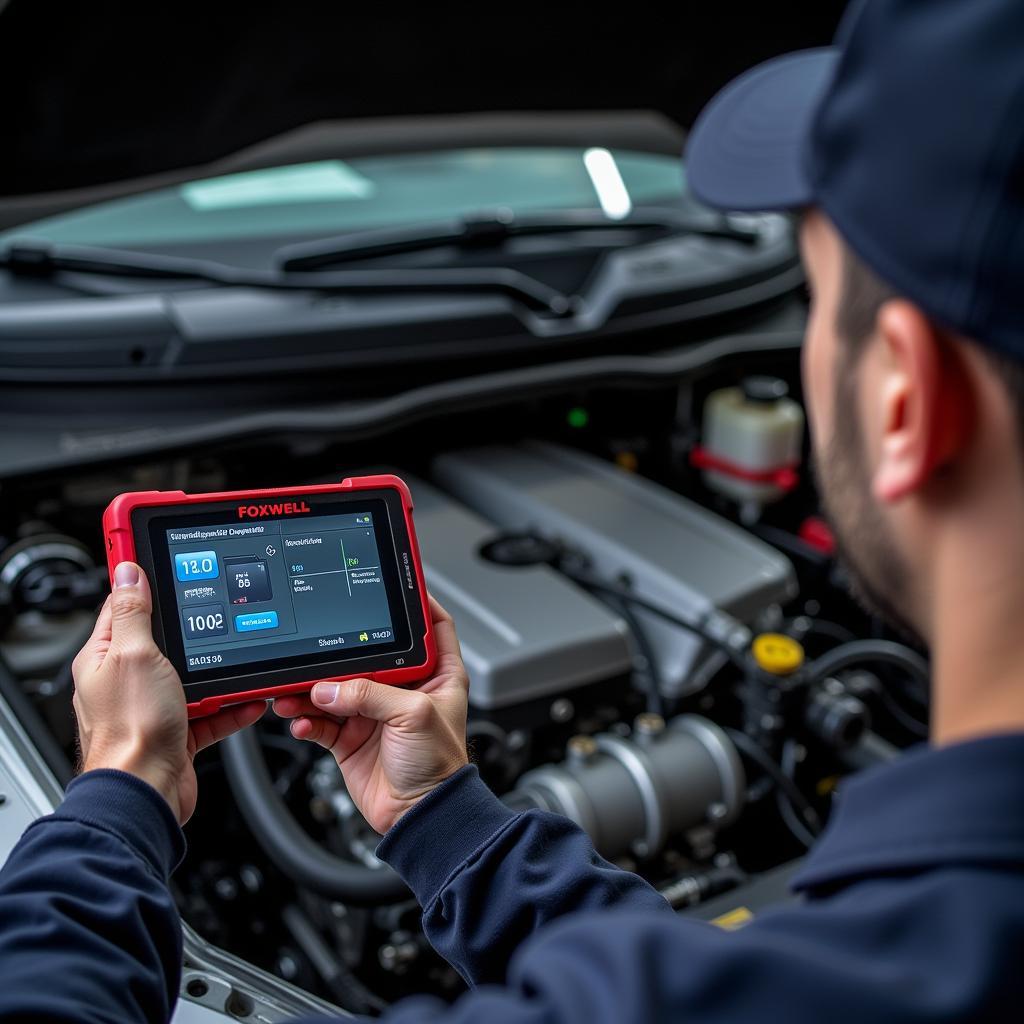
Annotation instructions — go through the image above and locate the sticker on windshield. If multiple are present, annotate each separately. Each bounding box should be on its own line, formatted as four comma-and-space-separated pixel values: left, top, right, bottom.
181, 160, 375, 210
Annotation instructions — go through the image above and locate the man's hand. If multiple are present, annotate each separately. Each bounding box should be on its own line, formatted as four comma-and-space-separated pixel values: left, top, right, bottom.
272, 597, 469, 834
72, 561, 266, 825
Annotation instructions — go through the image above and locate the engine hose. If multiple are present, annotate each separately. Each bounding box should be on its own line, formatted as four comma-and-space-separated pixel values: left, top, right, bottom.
841, 730, 900, 770
0, 653, 73, 788
805, 639, 930, 703
559, 568, 749, 670
222, 727, 408, 906
724, 727, 821, 838
599, 592, 664, 716
282, 904, 386, 1015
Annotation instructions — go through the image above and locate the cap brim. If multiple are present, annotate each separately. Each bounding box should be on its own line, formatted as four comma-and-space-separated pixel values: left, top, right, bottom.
685, 48, 839, 212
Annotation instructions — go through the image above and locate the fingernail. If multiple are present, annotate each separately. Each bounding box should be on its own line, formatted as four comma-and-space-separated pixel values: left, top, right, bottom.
113, 562, 140, 588
312, 683, 339, 705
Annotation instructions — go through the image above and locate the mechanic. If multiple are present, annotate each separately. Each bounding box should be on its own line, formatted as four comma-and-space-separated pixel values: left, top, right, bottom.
2, 0, 1024, 1021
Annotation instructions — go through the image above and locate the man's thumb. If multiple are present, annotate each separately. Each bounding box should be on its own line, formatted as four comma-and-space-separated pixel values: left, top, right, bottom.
109, 562, 154, 639
311, 677, 426, 725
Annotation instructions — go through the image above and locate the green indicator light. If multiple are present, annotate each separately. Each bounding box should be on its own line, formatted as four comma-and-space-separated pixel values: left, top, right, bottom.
567, 406, 589, 429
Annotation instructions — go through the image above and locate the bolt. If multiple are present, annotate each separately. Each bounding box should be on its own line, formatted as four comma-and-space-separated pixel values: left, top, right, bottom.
379, 939, 419, 972
214, 877, 239, 901
730, 626, 751, 648
239, 865, 262, 893
507, 730, 528, 751
276, 955, 299, 981
550, 698, 575, 723
309, 796, 334, 823
566, 735, 598, 763
707, 801, 729, 823
634, 713, 666, 737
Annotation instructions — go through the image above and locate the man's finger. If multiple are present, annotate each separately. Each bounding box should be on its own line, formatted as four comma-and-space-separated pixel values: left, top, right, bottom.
87, 594, 114, 646
190, 701, 267, 754
428, 594, 464, 661
432, 615, 465, 670
291, 714, 344, 751
428, 594, 453, 625
108, 562, 155, 652
310, 677, 427, 725
74, 595, 114, 676
292, 713, 377, 763
271, 694, 322, 720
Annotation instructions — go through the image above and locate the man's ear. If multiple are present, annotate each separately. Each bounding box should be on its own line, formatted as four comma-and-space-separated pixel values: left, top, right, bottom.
871, 301, 974, 503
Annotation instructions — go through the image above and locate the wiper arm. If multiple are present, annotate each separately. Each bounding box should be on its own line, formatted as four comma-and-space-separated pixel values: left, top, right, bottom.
275, 206, 760, 272
0, 240, 575, 315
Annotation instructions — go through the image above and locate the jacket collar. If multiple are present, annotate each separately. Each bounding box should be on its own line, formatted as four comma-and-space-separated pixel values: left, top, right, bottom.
792, 732, 1024, 893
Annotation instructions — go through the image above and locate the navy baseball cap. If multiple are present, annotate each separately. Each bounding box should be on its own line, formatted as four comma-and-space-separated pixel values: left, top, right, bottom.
685, 0, 1024, 361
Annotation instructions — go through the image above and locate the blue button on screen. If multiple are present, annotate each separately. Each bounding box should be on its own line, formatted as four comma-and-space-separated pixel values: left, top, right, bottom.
235, 610, 279, 633
174, 550, 219, 582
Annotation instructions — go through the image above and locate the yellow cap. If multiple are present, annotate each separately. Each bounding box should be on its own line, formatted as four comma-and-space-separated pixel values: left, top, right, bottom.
751, 632, 804, 675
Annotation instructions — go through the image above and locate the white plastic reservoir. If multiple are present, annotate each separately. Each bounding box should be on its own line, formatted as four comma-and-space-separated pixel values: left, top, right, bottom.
700, 376, 805, 507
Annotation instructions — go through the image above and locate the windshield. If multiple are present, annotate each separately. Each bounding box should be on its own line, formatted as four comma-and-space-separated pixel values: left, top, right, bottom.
4, 147, 689, 250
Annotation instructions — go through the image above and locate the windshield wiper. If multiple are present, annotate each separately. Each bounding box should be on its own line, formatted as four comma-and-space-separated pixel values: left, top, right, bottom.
275, 207, 760, 272
0, 240, 575, 315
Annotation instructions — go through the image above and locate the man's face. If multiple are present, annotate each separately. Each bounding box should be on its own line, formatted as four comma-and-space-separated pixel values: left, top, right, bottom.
799, 212, 918, 640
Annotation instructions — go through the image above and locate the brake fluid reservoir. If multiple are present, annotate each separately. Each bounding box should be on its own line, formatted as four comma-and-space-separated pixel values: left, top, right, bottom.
697, 376, 804, 508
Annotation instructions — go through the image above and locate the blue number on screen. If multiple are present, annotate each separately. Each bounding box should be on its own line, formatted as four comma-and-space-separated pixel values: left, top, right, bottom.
174, 550, 219, 582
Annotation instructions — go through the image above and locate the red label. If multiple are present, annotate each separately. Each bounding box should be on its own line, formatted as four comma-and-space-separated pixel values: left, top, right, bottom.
237, 500, 312, 519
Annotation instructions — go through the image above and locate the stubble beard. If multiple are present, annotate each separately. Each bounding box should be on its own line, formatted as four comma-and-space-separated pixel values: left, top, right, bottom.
813, 365, 923, 646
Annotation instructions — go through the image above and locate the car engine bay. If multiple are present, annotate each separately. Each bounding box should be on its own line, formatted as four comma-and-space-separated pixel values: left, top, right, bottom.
0, 332, 930, 1017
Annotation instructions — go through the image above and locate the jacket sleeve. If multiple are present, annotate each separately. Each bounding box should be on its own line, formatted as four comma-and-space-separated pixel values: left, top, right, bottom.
0, 769, 185, 1024
373, 765, 672, 987
327, 802, 1024, 1024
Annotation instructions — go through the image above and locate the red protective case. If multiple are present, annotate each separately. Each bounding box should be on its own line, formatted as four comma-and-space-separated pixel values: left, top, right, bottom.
103, 475, 436, 718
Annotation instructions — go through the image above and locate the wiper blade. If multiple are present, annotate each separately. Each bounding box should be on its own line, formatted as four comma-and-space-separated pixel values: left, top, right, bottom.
0, 240, 575, 315
275, 206, 760, 272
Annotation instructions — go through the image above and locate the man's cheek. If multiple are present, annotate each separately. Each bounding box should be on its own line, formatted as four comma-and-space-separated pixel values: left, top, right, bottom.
801, 322, 831, 446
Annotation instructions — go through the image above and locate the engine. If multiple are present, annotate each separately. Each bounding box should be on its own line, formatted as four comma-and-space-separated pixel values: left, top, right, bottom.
0, 358, 930, 1015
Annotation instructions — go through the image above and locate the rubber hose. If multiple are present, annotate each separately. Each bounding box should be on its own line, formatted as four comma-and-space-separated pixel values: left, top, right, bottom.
806, 640, 929, 701
0, 654, 73, 787
600, 591, 664, 716
222, 727, 408, 905
282, 904, 386, 1015
841, 730, 901, 770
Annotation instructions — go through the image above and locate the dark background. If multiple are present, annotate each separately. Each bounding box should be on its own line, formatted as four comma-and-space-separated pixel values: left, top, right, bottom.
4, 1, 846, 196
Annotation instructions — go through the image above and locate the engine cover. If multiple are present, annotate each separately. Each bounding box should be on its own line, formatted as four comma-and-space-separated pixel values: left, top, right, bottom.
433, 442, 797, 696
405, 473, 632, 710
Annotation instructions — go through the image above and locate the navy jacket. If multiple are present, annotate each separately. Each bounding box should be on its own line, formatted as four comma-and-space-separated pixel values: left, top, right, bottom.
1, 735, 1023, 1023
